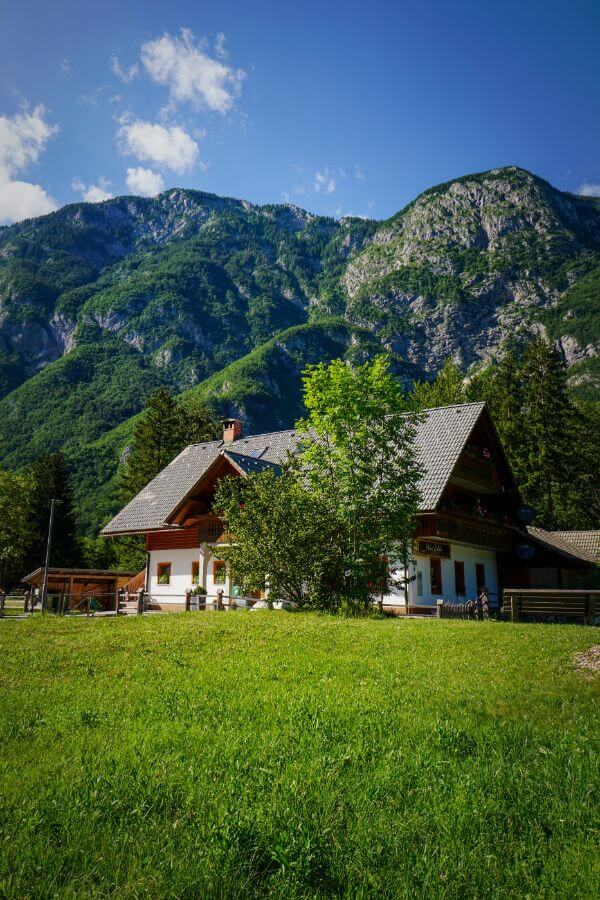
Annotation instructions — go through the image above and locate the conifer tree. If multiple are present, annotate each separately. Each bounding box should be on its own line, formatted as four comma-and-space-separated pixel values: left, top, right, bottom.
120, 388, 185, 501
413, 358, 466, 408
120, 388, 220, 502
29, 452, 80, 569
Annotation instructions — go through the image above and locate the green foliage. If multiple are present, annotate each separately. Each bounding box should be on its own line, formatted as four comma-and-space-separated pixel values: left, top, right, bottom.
27, 453, 80, 570
471, 339, 600, 529
542, 264, 600, 349
296, 356, 422, 610
0, 615, 598, 897
119, 387, 220, 503
412, 357, 467, 407
0, 469, 36, 587
215, 469, 331, 607
217, 356, 422, 613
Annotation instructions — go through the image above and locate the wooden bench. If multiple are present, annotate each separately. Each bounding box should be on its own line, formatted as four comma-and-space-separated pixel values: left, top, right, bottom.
503, 590, 599, 625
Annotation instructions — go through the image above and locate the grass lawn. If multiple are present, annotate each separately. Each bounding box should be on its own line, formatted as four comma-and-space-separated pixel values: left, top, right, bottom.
0, 613, 598, 898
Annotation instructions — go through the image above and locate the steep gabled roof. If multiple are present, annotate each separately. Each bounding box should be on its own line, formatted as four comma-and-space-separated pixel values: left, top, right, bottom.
102, 430, 300, 535
101, 401, 496, 535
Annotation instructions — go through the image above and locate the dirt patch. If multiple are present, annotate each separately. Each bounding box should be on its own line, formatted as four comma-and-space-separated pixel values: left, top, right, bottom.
573, 645, 600, 674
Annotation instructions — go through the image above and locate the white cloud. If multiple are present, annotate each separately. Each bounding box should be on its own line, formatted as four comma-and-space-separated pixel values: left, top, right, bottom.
314, 169, 336, 194
141, 28, 245, 113
60, 58, 71, 75
111, 55, 139, 83
71, 176, 113, 203
0, 104, 58, 223
579, 182, 600, 197
354, 164, 365, 181
126, 166, 165, 196
0, 181, 57, 223
118, 119, 199, 173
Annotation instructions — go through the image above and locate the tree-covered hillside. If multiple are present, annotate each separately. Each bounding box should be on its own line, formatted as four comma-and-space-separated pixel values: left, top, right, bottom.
0, 166, 598, 535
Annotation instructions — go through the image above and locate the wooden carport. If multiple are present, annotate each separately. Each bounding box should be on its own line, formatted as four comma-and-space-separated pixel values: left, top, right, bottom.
22, 568, 138, 613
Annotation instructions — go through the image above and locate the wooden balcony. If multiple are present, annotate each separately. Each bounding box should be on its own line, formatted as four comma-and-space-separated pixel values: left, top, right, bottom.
198, 516, 226, 544
415, 511, 515, 551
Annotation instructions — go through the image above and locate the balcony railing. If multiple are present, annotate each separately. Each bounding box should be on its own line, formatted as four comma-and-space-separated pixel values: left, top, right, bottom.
198, 516, 226, 543
416, 511, 515, 551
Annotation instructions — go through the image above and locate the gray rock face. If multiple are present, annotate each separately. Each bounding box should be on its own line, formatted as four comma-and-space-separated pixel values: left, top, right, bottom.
342, 167, 600, 375
0, 167, 598, 407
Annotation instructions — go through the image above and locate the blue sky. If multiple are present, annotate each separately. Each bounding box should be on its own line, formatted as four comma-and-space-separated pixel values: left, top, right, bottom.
1, 0, 599, 223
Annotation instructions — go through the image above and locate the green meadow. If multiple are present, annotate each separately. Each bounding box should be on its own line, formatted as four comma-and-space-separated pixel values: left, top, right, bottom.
0, 613, 598, 898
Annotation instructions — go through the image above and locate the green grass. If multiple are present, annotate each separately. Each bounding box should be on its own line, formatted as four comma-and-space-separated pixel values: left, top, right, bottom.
0, 614, 598, 898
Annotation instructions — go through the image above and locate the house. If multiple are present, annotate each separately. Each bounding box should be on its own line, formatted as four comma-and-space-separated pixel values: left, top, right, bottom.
101, 404, 597, 613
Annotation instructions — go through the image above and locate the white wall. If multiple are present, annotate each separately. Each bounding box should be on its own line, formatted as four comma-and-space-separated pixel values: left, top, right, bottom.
148, 546, 231, 605
382, 543, 498, 610
149, 548, 199, 604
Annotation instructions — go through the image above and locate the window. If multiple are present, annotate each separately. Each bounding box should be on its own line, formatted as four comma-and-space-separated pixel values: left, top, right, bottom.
454, 561, 466, 597
475, 563, 486, 593
417, 571, 423, 597
213, 560, 227, 585
191, 561, 199, 585
430, 558, 442, 595
157, 562, 171, 585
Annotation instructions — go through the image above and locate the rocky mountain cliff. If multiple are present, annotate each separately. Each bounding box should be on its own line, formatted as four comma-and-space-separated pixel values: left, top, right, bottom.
1, 166, 598, 530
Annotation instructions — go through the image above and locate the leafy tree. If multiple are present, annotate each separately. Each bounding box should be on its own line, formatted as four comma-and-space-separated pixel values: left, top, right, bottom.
28, 453, 80, 569
214, 468, 332, 608
297, 356, 423, 611
0, 469, 36, 589
412, 358, 466, 408
217, 356, 422, 613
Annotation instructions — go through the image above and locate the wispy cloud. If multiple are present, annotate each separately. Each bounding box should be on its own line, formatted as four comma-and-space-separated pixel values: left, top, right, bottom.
117, 118, 200, 173
140, 28, 245, 113
579, 182, 600, 197
314, 168, 336, 193
214, 32, 228, 59
60, 58, 71, 75
354, 164, 365, 181
71, 176, 113, 203
0, 104, 58, 223
111, 55, 139, 83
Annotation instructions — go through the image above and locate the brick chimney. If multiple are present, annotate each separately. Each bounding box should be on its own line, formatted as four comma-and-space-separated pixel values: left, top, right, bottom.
222, 418, 243, 443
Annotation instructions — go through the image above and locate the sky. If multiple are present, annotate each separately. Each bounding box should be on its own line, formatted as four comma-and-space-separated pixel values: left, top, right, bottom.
1, 0, 600, 224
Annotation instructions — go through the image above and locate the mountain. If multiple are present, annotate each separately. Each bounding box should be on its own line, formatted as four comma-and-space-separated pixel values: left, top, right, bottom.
1, 166, 599, 532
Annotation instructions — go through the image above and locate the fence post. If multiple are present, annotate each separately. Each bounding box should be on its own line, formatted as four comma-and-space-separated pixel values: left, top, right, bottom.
436, 598, 444, 619
185, 589, 192, 612
585, 594, 595, 627
0, 591, 5, 618
511, 594, 519, 623
137, 587, 144, 615
115, 590, 120, 617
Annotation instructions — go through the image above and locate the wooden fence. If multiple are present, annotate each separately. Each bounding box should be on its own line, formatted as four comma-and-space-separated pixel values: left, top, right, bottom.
503, 589, 599, 625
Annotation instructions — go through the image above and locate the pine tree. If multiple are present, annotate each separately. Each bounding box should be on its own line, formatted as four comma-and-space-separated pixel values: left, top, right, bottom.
120, 388, 185, 501
413, 358, 466, 408
120, 388, 221, 502
28, 452, 80, 569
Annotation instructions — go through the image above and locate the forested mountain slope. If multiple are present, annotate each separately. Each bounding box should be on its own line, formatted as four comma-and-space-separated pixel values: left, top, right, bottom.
1, 166, 598, 532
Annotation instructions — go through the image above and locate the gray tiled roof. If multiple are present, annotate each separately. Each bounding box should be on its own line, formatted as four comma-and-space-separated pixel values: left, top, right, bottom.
102, 402, 487, 535
552, 531, 600, 561
102, 430, 301, 534
528, 528, 599, 564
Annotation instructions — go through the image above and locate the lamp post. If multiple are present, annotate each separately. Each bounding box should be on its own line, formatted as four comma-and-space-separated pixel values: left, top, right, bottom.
39, 498, 57, 613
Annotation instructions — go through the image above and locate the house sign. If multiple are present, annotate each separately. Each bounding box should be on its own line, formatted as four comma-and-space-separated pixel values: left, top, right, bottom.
416, 539, 451, 559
